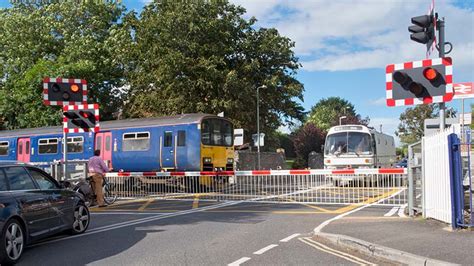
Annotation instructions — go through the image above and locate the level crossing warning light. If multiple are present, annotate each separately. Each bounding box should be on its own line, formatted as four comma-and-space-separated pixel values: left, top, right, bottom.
63, 104, 99, 133
43, 77, 88, 106
386, 57, 453, 107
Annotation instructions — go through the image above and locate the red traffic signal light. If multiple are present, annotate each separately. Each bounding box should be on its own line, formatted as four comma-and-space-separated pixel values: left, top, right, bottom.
386, 58, 453, 107
43, 78, 88, 106
63, 104, 99, 133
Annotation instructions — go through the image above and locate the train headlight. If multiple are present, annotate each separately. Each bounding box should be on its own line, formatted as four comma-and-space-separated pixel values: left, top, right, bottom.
227, 158, 234, 164
203, 157, 212, 164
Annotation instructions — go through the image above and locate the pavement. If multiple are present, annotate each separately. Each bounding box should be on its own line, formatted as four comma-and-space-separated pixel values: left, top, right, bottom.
321, 205, 474, 265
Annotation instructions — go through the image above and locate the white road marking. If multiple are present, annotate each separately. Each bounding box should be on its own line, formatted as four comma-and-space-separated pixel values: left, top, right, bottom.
384, 206, 399, 217
314, 189, 406, 233
398, 204, 407, 217
280, 233, 301, 242
299, 237, 375, 266
91, 212, 168, 215
30, 200, 241, 247
228, 257, 251, 266
416, 194, 422, 199
253, 244, 278, 255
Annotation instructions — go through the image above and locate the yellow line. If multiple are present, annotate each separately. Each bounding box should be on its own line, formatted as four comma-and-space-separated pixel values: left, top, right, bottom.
333, 188, 400, 214
192, 195, 200, 209
286, 198, 332, 213
138, 198, 155, 211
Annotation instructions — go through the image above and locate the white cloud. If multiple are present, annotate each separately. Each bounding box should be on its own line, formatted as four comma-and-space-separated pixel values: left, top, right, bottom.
232, 0, 474, 73
369, 97, 387, 106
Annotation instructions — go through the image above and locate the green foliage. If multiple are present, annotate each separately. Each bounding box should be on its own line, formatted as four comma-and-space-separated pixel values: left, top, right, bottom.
306, 97, 369, 132
124, 1, 305, 134
396, 104, 456, 145
0, 2, 132, 129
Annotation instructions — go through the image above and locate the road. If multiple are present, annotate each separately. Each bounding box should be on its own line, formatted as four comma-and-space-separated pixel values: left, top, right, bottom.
18, 199, 399, 265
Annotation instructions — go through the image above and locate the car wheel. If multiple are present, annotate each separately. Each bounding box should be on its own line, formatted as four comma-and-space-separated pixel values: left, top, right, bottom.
0, 218, 25, 265
70, 203, 90, 235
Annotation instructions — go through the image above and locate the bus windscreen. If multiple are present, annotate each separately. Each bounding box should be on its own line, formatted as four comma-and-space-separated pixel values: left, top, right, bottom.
325, 132, 372, 155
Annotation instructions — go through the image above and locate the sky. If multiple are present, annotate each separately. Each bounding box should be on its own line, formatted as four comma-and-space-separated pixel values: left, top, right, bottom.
2, 0, 474, 144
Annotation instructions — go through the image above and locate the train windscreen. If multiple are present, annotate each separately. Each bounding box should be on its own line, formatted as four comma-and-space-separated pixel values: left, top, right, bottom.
324, 132, 372, 156
201, 119, 233, 147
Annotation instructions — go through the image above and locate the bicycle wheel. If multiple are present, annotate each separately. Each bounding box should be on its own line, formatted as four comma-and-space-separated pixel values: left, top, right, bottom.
103, 182, 118, 205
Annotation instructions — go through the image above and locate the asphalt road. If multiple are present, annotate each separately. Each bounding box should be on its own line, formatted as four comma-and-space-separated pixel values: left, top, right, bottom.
17, 199, 395, 266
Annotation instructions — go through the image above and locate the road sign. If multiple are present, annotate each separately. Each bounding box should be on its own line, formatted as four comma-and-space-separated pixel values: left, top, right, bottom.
63, 104, 99, 133
43, 77, 87, 106
453, 82, 474, 99
386, 57, 453, 107
234, 129, 244, 146
252, 133, 265, 147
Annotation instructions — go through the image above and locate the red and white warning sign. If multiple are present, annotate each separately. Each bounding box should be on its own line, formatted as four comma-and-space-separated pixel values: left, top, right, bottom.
453, 82, 474, 99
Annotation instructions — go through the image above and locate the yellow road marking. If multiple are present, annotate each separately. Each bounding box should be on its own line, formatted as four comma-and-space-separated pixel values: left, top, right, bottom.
286, 198, 332, 213
138, 198, 155, 211
192, 195, 200, 209
333, 188, 401, 214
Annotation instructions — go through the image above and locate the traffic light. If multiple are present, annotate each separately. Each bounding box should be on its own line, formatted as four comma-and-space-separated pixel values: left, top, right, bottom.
386, 58, 453, 107
409, 13, 435, 50
43, 78, 87, 105
63, 104, 99, 133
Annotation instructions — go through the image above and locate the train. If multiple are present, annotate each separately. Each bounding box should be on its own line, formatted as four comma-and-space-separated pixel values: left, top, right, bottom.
0, 113, 235, 173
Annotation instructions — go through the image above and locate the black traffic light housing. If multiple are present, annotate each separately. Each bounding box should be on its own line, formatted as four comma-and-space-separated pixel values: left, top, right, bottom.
409, 13, 435, 51
43, 78, 87, 105
63, 107, 98, 132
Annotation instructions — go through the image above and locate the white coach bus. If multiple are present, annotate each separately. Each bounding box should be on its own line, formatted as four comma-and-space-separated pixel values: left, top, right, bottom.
323, 125, 396, 170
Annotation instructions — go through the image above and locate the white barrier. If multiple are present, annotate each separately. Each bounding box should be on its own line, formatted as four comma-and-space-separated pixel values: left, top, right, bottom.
105, 168, 407, 206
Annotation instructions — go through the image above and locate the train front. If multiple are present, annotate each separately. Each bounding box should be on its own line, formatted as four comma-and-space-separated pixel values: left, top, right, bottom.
200, 117, 234, 172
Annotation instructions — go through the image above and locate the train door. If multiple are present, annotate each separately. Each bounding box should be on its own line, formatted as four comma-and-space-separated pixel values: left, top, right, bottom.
161, 131, 175, 170
17, 138, 31, 162
95, 132, 112, 168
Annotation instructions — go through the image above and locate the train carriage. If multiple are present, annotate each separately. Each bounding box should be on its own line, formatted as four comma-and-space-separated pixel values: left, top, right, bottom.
0, 114, 234, 174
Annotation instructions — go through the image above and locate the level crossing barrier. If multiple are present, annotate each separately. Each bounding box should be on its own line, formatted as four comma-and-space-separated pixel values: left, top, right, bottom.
105, 168, 407, 206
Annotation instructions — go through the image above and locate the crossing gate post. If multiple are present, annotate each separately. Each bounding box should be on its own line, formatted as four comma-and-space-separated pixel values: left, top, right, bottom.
448, 133, 463, 228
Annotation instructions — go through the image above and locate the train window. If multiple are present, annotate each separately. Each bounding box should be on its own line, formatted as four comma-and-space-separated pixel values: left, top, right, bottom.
223, 121, 233, 146
123, 132, 150, 151
105, 136, 111, 151
164, 132, 172, 147
178, 131, 186, 146
66, 137, 84, 153
25, 141, 29, 155
18, 142, 23, 155
38, 138, 59, 154
212, 120, 222, 145
201, 121, 210, 145
0, 141, 8, 156
96, 136, 102, 151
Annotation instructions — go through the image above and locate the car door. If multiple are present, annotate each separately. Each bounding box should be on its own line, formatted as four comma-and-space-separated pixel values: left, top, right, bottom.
27, 167, 75, 230
4, 166, 55, 237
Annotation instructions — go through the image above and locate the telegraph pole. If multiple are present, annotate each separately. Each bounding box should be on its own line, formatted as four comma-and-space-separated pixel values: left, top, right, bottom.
438, 17, 446, 130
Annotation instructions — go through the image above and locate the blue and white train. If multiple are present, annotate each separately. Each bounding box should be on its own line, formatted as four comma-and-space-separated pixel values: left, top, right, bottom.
0, 113, 235, 172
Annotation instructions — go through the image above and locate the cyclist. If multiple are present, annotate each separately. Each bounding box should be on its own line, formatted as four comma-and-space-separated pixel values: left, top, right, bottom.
88, 150, 109, 207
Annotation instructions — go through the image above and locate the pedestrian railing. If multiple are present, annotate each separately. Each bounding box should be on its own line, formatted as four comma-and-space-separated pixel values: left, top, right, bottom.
105, 168, 407, 206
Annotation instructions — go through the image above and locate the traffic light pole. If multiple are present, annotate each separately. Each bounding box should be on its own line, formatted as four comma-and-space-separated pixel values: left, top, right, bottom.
63, 131, 67, 181
438, 18, 446, 130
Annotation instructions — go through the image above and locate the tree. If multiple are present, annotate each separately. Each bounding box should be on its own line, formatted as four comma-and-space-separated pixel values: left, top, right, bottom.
0, 2, 132, 129
396, 104, 456, 145
292, 123, 325, 168
306, 97, 369, 132
123, 1, 305, 135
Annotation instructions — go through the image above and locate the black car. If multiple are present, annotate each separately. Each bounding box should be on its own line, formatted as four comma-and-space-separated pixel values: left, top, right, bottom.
0, 163, 89, 264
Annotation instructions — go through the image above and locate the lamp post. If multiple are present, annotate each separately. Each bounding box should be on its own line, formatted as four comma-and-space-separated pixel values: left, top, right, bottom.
256, 85, 267, 170
339, 116, 347, 125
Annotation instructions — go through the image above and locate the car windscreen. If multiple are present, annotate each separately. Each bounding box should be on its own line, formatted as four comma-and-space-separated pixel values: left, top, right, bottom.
325, 132, 372, 155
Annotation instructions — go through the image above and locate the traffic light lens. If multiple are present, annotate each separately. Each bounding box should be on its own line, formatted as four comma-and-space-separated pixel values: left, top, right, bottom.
393, 71, 408, 84
80, 111, 89, 118
62, 92, 70, 100
71, 84, 80, 93
409, 82, 424, 96
423, 68, 438, 81
52, 84, 61, 93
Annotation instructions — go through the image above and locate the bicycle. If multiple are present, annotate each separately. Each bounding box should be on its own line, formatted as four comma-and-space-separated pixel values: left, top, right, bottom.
73, 176, 117, 207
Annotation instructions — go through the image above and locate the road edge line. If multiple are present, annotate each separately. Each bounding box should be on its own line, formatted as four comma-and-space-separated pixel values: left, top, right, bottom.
314, 232, 456, 266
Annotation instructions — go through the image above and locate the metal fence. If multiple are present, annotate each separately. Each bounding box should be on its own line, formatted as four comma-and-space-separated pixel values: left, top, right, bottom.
408, 141, 423, 216
105, 169, 407, 206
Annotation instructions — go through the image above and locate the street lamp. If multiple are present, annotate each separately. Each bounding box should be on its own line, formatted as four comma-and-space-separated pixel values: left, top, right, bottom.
339, 116, 347, 125
256, 84, 267, 170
